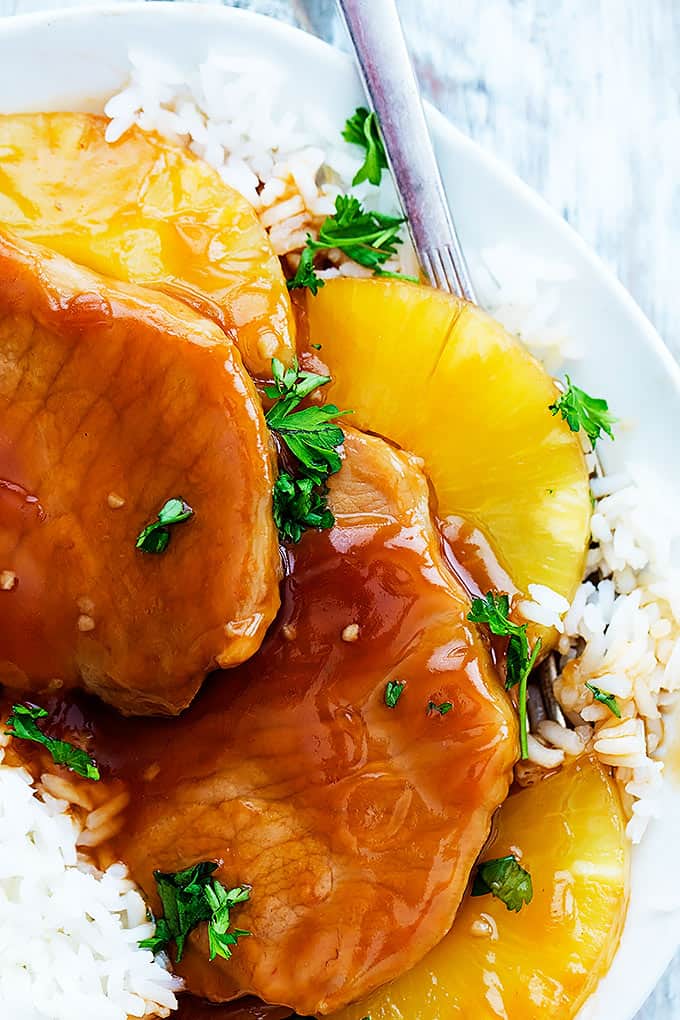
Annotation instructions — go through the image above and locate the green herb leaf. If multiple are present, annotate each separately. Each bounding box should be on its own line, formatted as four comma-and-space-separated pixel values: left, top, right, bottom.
138, 916, 171, 955
384, 679, 406, 708
309, 195, 405, 271
265, 359, 351, 486
287, 195, 407, 293
585, 681, 621, 718
427, 700, 453, 716
139, 862, 251, 964
342, 106, 388, 186
267, 403, 349, 485
273, 473, 335, 543
287, 247, 324, 295
468, 592, 542, 760
549, 376, 616, 444
264, 357, 330, 403
468, 592, 528, 689
373, 266, 419, 283
136, 498, 193, 554
472, 855, 533, 912
204, 882, 252, 961
5, 703, 100, 781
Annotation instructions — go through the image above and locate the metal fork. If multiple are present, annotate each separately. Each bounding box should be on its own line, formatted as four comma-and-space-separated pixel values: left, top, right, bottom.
336, 0, 475, 302
337, 0, 576, 725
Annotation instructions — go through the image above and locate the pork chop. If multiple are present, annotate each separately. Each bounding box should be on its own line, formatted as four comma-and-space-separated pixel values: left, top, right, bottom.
0, 229, 280, 715
100, 429, 517, 1012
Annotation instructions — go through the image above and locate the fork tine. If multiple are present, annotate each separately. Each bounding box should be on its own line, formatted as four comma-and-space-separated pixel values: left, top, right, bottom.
423, 242, 475, 299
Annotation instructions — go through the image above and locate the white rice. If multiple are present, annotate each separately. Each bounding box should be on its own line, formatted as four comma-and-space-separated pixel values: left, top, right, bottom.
0, 736, 181, 1020
2, 43, 678, 1019
103, 49, 420, 279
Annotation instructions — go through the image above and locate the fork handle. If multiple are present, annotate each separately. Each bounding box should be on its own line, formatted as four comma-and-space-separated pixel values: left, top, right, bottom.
337, 0, 476, 301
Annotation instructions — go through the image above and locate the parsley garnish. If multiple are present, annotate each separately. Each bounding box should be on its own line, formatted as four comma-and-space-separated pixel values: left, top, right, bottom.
549, 376, 615, 444
286, 196, 410, 293
265, 358, 350, 486
266, 359, 350, 542
428, 700, 453, 716
287, 247, 325, 295
136, 498, 193, 554
139, 862, 251, 964
6, 703, 100, 780
343, 106, 388, 187
468, 592, 542, 760
264, 357, 331, 403
373, 266, 419, 283
585, 681, 621, 718
384, 680, 406, 708
472, 855, 533, 912
273, 473, 334, 543
311, 196, 405, 270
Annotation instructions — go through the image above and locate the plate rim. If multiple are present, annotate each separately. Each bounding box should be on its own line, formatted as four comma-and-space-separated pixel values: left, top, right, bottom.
0, 3, 677, 1017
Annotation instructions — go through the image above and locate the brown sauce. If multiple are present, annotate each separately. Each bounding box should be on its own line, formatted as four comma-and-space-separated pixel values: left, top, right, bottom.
31, 510, 511, 781
0, 428, 513, 1011
7, 483, 513, 1011
174, 994, 292, 1020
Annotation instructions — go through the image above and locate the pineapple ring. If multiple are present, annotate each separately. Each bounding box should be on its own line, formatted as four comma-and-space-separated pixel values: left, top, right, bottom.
330, 756, 629, 1020
0, 112, 295, 376
304, 278, 591, 621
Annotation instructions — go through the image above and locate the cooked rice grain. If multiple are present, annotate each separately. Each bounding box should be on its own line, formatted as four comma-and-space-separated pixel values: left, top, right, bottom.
0, 745, 180, 1019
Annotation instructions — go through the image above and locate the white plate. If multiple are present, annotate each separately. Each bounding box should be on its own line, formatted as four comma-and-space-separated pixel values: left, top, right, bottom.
0, 4, 679, 1017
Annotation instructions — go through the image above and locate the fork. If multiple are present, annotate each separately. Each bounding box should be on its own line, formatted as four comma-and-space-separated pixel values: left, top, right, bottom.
336, 0, 475, 301
336, 0, 576, 726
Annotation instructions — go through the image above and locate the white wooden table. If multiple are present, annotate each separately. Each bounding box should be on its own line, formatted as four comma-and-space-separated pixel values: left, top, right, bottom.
0, 0, 678, 1015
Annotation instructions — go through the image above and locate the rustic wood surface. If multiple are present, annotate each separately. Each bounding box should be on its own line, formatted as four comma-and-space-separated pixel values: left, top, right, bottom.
0, 0, 678, 1015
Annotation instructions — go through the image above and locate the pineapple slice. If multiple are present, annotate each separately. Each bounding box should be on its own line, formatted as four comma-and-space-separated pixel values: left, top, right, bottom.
330, 756, 629, 1020
304, 278, 590, 611
0, 113, 295, 376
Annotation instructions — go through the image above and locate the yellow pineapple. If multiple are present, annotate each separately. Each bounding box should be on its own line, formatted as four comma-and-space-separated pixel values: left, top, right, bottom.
330, 756, 629, 1020
305, 278, 591, 612
0, 113, 295, 376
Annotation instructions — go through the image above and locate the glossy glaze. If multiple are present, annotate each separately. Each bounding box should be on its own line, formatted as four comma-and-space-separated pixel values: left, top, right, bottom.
0, 113, 296, 376
73, 430, 516, 1015
332, 756, 629, 1020
0, 230, 280, 714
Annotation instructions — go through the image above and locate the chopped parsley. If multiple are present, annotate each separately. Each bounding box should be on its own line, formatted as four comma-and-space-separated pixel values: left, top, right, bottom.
286, 195, 411, 293
265, 358, 351, 486
266, 359, 350, 543
472, 855, 533, 912
468, 592, 542, 760
342, 106, 388, 187
585, 681, 621, 718
264, 357, 331, 403
549, 376, 615, 445
139, 862, 251, 964
428, 700, 453, 716
384, 679, 406, 708
311, 196, 405, 269
287, 247, 324, 295
136, 498, 193, 554
273, 473, 334, 543
6, 703, 100, 780
373, 266, 419, 283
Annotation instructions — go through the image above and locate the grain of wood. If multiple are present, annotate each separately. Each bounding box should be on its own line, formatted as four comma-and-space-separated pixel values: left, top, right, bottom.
0, 0, 677, 1014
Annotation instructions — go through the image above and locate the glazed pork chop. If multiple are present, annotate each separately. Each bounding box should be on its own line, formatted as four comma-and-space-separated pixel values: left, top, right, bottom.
0, 230, 279, 715
100, 429, 517, 1014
